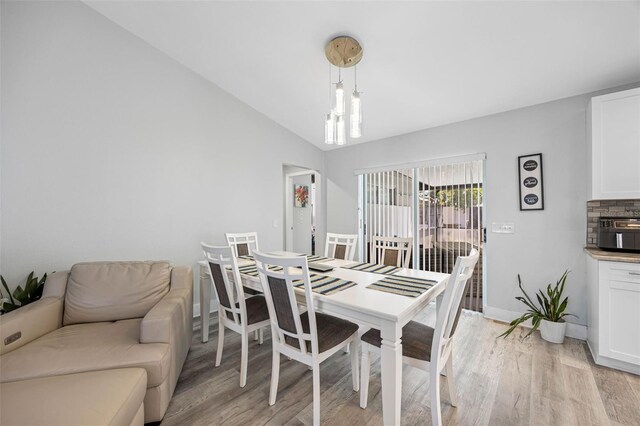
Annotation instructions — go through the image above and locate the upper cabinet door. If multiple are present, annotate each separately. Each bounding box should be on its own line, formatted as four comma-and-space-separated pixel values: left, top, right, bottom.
589, 87, 640, 200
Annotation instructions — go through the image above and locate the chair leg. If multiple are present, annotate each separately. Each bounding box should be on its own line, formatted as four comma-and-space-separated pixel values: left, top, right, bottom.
446, 356, 458, 407
240, 331, 249, 387
431, 362, 443, 426
269, 350, 280, 405
312, 365, 321, 426
254, 330, 259, 341
360, 343, 370, 409
350, 339, 360, 392
259, 328, 264, 345
215, 315, 225, 367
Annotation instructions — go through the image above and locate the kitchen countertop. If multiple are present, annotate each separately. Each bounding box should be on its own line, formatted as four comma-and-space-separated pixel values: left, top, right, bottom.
584, 247, 640, 263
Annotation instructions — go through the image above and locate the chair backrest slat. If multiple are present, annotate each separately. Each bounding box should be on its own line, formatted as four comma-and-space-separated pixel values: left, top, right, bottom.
254, 252, 319, 355
325, 233, 358, 261
225, 232, 260, 258
201, 243, 247, 326
370, 236, 413, 267
431, 249, 479, 365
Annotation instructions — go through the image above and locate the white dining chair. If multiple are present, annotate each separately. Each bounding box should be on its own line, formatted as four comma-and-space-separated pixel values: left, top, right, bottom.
370, 236, 413, 267
325, 232, 358, 261
253, 251, 360, 426
359, 249, 479, 426
201, 243, 271, 388
225, 232, 260, 258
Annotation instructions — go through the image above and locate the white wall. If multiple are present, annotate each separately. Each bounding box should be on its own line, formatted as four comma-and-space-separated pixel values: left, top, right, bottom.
0, 0, 323, 305
325, 83, 639, 328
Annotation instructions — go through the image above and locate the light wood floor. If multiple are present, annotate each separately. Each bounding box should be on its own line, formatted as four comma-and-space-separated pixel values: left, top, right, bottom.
162, 307, 640, 426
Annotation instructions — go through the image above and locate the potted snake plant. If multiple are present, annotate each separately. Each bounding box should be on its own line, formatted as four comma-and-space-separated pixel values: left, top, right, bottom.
499, 270, 575, 343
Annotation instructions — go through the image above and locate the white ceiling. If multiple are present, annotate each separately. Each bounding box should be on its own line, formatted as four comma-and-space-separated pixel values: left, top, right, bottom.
85, 1, 640, 151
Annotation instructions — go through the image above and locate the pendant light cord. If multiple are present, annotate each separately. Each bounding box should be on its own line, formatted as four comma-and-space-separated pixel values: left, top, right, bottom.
354, 65, 357, 91
329, 63, 332, 108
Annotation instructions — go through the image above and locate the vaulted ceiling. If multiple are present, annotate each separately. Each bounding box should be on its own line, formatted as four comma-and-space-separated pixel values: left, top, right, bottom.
85, 1, 640, 150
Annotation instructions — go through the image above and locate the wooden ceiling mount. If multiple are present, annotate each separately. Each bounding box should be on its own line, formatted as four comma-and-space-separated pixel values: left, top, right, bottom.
325, 36, 363, 68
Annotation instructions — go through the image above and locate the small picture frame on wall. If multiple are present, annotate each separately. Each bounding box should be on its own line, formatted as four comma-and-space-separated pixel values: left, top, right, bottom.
294, 184, 309, 208
518, 153, 544, 211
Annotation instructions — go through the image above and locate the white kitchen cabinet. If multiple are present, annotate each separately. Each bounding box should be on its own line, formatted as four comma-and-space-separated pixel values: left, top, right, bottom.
587, 256, 640, 374
588, 87, 640, 200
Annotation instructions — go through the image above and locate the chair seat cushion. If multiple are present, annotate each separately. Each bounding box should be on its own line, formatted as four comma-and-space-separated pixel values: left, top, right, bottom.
0, 319, 170, 387
296, 312, 358, 353
0, 368, 146, 426
361, 320, 435, 361
243, 295, 270, 325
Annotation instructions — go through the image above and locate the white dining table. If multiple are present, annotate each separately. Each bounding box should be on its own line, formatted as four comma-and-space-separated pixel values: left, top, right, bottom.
197, 252, 450, 425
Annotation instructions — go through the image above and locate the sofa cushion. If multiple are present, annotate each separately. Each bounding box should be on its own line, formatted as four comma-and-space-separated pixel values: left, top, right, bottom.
0, 319, 170, 387
64, 261, 171, 325
0, 368, 146, 426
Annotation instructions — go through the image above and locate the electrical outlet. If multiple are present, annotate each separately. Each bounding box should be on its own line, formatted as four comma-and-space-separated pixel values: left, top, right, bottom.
492, 222, 515, 234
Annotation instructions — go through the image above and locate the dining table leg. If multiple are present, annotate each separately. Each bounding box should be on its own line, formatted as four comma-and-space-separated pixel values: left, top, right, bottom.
380, 321, 403, 426
200, 264, 211, 343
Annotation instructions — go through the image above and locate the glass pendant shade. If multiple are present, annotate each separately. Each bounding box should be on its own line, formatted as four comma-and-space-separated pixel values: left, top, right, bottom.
324, 112, 336, 144
334, 81, 345, 116
350, 90, 362, 138
336, 115, 346, 145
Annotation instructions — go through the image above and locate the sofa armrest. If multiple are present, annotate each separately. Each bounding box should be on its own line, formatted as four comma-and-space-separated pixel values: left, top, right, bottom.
0, 297, 63, 355
42, 271, 69, 299
170, 265, 192, 290
140, 287, 192, 345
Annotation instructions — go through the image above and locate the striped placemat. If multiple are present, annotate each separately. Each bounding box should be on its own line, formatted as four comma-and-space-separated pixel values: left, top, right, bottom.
306, 254, 333, 263
342, 262, 401, 275
294, 274, 357, 296
237, 263, 282, 277
367, 275, 437, 298
238, 254, 331, 263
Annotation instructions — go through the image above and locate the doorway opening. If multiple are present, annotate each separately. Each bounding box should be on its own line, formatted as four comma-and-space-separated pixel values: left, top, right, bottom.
284, 166, 317, 255
358, 156, 486, 312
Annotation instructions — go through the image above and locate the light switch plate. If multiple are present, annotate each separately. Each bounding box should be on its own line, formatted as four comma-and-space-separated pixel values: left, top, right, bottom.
492, 222, 515, 234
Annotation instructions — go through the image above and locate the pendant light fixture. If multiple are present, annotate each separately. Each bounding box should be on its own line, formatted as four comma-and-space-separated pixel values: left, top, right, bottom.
324, 35, 363, 145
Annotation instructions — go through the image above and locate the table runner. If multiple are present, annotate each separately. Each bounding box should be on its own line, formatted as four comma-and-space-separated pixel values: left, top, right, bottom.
367, 275, 437, 298
342, 262, 401, 275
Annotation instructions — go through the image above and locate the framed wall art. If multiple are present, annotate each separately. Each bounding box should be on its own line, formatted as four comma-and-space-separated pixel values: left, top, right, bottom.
518, 153, 544, 211
294, 184, 309, 208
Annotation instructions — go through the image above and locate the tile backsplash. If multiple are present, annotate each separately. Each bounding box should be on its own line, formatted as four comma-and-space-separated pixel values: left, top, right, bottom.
586, 199, 640, 246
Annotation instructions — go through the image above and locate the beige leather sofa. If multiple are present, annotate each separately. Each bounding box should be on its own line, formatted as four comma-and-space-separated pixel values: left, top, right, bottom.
0, 261, 193, 423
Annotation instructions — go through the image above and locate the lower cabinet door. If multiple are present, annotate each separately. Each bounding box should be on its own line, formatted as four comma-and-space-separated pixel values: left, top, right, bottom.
601, 262, 640, 365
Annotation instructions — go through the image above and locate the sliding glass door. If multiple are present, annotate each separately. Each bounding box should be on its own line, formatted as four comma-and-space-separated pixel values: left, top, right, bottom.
358, 157, 485, 312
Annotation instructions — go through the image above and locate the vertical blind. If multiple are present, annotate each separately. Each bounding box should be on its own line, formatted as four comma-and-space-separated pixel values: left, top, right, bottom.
359, 159, 484, 312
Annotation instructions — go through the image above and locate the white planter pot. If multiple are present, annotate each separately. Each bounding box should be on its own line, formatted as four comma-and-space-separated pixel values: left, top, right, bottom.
539, 319, 566, 344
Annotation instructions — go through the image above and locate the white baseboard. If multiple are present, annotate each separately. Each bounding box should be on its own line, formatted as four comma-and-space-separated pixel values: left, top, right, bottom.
484, 305, 587, 341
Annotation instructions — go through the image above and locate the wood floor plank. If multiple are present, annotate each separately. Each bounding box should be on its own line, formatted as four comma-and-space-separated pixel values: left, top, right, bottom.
487, 339, 532, 425
562, 363, 610, 425
589, 362, 640, 425
170, 311, 640, 426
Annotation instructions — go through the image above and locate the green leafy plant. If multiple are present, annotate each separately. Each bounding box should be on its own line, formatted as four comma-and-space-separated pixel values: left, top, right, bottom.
499, 270, 575, 339
0, 272, 48, 314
